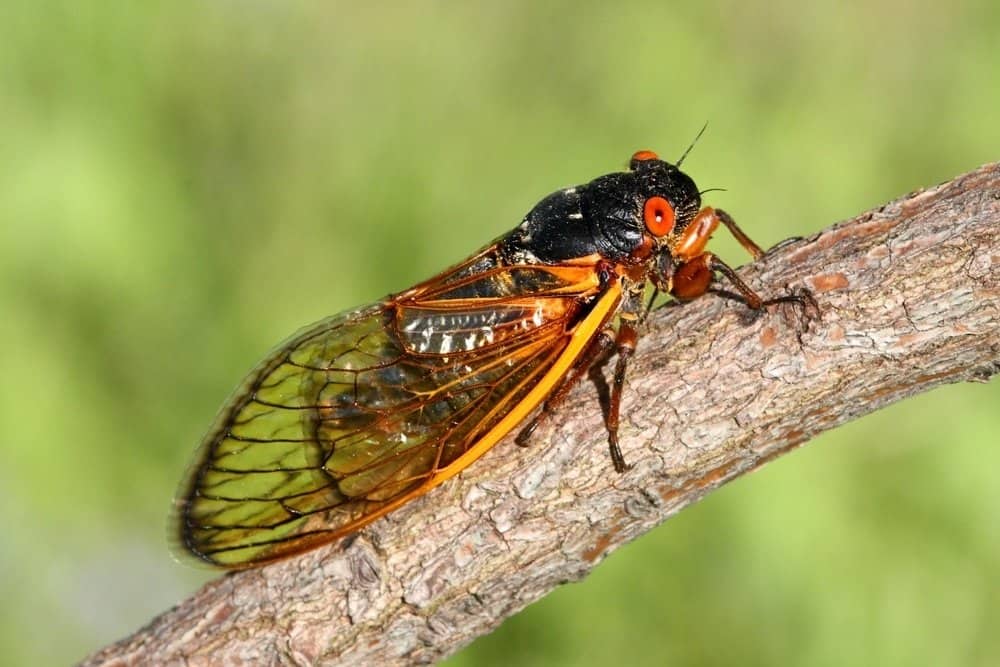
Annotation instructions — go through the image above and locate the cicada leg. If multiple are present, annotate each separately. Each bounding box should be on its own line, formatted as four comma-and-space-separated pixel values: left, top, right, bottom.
672, 251, 816, 312
514, 319, 638, 473
603, 320, 638, 473
672, 206, 817, 312
715, 208, 765, 260
515, 328, 615, 446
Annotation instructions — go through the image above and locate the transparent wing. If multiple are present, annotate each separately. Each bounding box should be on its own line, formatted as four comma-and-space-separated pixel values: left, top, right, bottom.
174, 255, 607, 567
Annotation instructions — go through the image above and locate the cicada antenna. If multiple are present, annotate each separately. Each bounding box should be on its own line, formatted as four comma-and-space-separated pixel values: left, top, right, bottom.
676, 122, 709, 167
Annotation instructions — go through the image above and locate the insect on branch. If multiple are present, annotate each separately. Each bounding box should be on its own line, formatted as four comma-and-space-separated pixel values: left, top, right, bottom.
82, 162, 1000, 667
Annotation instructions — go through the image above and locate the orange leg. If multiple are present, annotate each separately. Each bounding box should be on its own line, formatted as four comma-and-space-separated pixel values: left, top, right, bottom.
671, 251, 814, 310
674, 206, 765, 262
515, 328, 615, 446
671, 207, 815, 311
603, 321, 637, 472
715, 208, 764, 260
514, 321, 635, 472
671, 254, 715, 301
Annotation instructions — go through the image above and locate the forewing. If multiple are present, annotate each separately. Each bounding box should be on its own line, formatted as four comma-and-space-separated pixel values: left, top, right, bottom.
175, 260, 604, 567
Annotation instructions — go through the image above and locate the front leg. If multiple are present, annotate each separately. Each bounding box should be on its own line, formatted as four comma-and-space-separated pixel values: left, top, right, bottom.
672, 251, 816, 313
671, 206, 817, 312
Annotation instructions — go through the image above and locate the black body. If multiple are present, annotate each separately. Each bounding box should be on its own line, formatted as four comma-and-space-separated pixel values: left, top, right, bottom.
501, 160, 702, 264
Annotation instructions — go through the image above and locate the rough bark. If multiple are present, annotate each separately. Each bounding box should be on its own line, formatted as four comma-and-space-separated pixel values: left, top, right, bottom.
82, 163, 1000, 667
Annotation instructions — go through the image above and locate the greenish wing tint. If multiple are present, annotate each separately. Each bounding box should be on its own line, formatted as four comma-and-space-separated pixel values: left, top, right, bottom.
174, 261, 599, 568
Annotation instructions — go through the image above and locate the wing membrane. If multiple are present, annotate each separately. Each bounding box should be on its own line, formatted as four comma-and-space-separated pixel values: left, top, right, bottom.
175, 253, 615, 567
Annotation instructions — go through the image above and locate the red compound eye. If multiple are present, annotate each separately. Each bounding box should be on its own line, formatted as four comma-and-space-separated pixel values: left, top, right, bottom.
643, 196, 675, 236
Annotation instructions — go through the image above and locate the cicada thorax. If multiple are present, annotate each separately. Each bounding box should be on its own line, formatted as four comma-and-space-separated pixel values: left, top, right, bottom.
175, 148, 813, 568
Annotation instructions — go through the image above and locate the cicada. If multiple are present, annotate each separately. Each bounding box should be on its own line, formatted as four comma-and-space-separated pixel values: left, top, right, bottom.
174, 148, 811, 568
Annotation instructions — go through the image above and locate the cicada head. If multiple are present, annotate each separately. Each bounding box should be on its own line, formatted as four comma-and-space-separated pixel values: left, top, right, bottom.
623, 149, 704, 251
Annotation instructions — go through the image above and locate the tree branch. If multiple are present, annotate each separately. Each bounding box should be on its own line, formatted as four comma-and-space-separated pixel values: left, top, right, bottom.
82, 163, 1000, 667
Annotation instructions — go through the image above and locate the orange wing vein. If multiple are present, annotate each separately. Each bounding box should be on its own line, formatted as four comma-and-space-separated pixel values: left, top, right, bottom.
174, 250, 620, 567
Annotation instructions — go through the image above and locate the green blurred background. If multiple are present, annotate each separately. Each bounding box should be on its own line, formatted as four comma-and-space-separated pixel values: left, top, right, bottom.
2, 2, 998, 665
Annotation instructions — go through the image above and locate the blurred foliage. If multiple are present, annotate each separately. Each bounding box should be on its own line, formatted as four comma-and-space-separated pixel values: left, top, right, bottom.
1, 2, 998, 665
